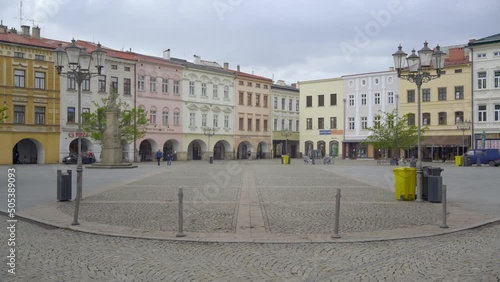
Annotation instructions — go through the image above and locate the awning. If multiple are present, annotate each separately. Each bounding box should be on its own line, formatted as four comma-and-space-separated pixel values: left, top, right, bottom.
421, 135, 470, 146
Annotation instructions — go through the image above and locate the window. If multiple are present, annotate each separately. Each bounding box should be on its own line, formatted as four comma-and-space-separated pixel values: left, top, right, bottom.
247, 82, 252, 87
477, 53, 486, 58
289, 119, 292, 130
189, 81, 195, 95
407, 113, 415, 126
348, 117, 355, 130
14, 70, 25, 88
256, 119, 260, 131
256, 83, 261, 88
124, 66, 131, 72
162, 79, 169, 94
202, 113, 207, 127
495, 71, 500, 88
495, 51, 500, 57
174, 110, 180, 126
248, 93, 253, 106
455, 69, 462, 73
239, 92, 244, 105
82, 78, 90, 91
306, 96, 312, 107
247, 118, 252, 131
34, 72, 45, 89
149, 77, 157, 92
67, 107, 75, 124
330, 117, 337, 129
201, 83, 207, 97
387, 92, 394, 104
453, 86, 464, 100
138, 75, 145, 91
224, 115, 229, 128
274, 97, 278, 109
162, 108, 169, 126
318, 95, 324, 106
111, 77, 118, 93
82, 108, 90, 124
149, 107, 157, 124
306, 118, 312, 130
124, 78, 131, 95
98, 75, 106, 92
423, 113, 430, 125
318, 118, 324, 129
296, 101, 299, 111
478, 105, 487, 122
256, 94, 260, 107
349, 95, 354, 106
407, 90, 415, 103
281, 98, 285, 109
189, 112, 196, 126
35, 54, 45, 61
422, 88, 430, 102
224, 86, 229, 99
495, 105, 500, 121
213, 114, 219, 128
67, 77, 76, 90
361, 94, 367, 105
281, 119, 285, 130
264, 119, 268, 131
213, 84, 218, 98
173, 80, 180, 95
374, 93, 380, 105
14, 105, 25, 124
34, 106, 45, 125
330, 93, 337, 106
478, 72, 487, 89
455, 111, 463, 124
438, 112, 447, 125
438, 87, 447, 101
360, 117, 367, 129
263, 85, 268, 89
295, 120, 299, 131
263, 95, 268, 107
239, 80, 244, 86
240, 118, 245, 130
374, 116, 381, 128
111, 65, 118, 69
289, 99, 293, 111
14, 52, 24, 58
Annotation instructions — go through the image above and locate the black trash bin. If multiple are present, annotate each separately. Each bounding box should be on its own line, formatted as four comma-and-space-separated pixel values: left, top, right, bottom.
209, 156, 213, 164
428, 167, 444, 176
422, 166, 430, 200
463, 155, 472, 166
427, 176, 442, 202
57, 169, 72, 201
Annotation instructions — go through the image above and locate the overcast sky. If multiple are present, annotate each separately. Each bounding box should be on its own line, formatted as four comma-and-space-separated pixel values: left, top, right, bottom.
1, 0, 499, 84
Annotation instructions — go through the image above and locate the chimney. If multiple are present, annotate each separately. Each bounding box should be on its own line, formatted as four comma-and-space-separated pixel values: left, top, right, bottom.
237, 65, 240, 72
291, 83, 297, 88
0, 21, 6, 34
32, 26, 40, 39
193, 54, 200, 64
163, 49, 170, 60
389, 66, 394, 71
9, 28, 17, 34
277, 80, 285, 86
223, 62, 228, 70
21, 25, 30, 36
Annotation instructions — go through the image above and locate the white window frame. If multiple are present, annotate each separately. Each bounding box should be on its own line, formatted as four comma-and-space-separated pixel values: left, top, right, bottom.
387, 92, 394, 104
349, 95, 354, 106
478, 72, 487, 89
162, 78, 169, 94
174, 111, 180, 126
189, 112, 196, 127
213, 114, 219, 128
201, 83, 207, 97
361, 94, 366, 105
348, 117, 355, 130
202, 113, 207, 127
478, 105, 487, 122
162, 108, 169, 126
374, 93, 380, 105
361, 117, 368, 129
189, 81, 195, 96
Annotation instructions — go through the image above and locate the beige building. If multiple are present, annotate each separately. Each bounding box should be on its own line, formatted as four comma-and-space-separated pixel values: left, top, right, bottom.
271, 80, 300, 158
299, 77, 344, 158
399, 46, 472, 160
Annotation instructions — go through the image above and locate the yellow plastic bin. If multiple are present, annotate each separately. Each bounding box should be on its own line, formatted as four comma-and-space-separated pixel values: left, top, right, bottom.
455, 156, 463, 167
393, 167, 416, 201
281, 155, 289, 164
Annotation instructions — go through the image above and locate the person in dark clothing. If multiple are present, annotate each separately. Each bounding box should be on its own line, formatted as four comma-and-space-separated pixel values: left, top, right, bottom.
155, 150, 162, 166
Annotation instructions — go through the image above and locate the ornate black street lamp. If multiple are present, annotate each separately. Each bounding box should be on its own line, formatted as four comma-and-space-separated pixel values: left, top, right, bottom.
204, 127, 216, 163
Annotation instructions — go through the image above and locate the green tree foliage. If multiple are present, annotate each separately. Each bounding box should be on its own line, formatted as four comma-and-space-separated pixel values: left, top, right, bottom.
81, 93, 148, 144
363, 110, 426, 157
0, 106, 7, 123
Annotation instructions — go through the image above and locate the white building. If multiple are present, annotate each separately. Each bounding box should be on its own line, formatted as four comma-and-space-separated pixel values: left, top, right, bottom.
271, 80, 300, 158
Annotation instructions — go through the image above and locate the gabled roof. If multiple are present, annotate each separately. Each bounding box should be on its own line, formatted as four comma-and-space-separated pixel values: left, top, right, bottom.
0, 32, 55, 49
76, 40, 137, 61
468, 33, 500, 46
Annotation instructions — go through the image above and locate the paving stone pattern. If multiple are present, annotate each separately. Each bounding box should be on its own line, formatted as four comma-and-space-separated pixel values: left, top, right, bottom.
1, 215, 498, 281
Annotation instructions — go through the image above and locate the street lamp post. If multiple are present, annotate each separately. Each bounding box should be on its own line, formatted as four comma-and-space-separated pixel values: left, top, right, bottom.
456, 120, 471, 166
281, 128, 292, 156
392, 41, 446, 202
53, 39, 106, 225
204, 127, 216, 163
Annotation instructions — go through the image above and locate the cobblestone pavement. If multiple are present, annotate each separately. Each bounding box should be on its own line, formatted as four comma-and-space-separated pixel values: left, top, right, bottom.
1, 215, 499, 282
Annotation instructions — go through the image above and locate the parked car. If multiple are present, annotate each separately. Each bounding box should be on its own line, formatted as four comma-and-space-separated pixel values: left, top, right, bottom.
493, 158, 500, 167
62, 154, 96, 164
464, 149, 500, 166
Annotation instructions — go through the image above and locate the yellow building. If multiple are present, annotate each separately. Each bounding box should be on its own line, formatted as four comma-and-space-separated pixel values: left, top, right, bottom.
0, 25, 60, 164
299, 77, 344, 158
399, 46, 472, 161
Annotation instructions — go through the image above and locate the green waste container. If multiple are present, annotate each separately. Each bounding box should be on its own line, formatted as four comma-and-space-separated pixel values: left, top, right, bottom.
393, 167, 416, 201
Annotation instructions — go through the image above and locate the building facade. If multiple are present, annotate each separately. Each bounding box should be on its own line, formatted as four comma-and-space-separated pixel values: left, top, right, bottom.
271, 80, 300, 158
0, 24, 60, 165
399, 46, 472, 160
342, 70, 399, 159
233, 66, 272, 159
299, 77, 344, 158
468, 34, 500, 150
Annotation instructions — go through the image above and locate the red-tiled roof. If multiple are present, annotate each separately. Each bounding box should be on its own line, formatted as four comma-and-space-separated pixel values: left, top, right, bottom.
0, 32, 54, 49
132, 52, 183, 67
76, 40, 137, 61
230, 70, 272, 82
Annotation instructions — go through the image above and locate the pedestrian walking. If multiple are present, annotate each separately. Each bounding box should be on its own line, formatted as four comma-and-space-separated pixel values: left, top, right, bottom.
167, 152, 173, 166
155, 150, 162, 166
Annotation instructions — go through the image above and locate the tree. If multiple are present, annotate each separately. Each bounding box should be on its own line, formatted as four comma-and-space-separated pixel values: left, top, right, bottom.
81, 92, 148, 145
0, 105, 8, 123
363, 110, 426, 158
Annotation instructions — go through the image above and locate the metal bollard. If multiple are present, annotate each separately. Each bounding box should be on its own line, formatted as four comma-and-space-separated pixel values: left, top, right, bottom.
440, 185, 448, 229
331, 188, 341, 238
176, 188, 186, 237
